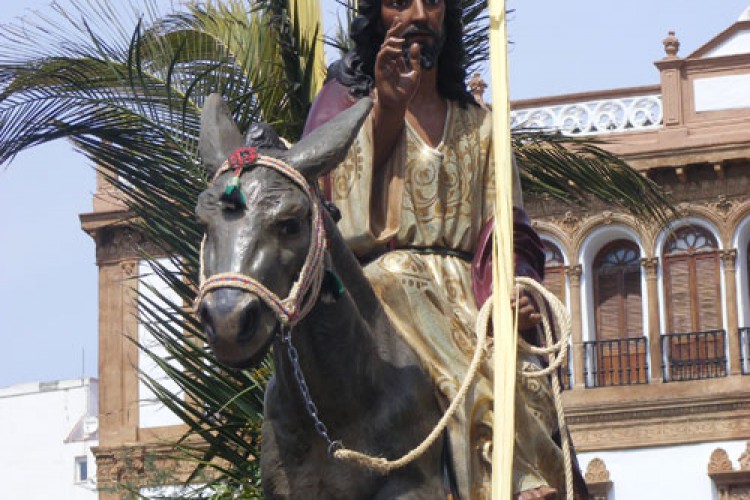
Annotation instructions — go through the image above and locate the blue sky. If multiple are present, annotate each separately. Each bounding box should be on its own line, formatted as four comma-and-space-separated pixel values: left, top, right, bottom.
1, 0, 749, 388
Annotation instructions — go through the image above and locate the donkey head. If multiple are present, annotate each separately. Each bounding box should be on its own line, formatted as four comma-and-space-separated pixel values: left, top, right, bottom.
195, 94, 372, 369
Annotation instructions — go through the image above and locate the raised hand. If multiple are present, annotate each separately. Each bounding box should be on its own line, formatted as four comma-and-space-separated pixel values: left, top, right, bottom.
374, 17, 422, 112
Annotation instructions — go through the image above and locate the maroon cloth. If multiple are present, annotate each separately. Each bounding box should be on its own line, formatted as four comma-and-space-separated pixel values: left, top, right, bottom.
303, 79, 357, 137
303, 80, 357, 199
471, 208, 546, 308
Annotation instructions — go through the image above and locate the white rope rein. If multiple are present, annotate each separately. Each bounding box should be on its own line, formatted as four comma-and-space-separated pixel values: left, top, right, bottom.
333, 288, 491, 473
515, 276, 574, 500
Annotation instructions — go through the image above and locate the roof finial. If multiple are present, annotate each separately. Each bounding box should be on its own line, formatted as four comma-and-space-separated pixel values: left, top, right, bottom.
663, 31, 680, 58
468, 73, 488, 108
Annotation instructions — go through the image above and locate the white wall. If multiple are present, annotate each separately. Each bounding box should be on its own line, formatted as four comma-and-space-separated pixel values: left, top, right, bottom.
138, 259, 183, 429
579, 440, 748, 500
0, 378, 98, 500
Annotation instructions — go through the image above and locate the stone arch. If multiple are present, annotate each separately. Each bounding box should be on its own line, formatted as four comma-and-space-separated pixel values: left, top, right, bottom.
572, 211, 643, 258
655, 217, 725, 336
577, 224, 646, 344
731, 213, 750, 329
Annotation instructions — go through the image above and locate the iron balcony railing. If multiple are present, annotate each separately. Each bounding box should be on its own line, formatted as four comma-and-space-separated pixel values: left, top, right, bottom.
661, 330, 727, 382
740, 327, 750, 375
583, 337, 649, 388
558, 356, 572, 390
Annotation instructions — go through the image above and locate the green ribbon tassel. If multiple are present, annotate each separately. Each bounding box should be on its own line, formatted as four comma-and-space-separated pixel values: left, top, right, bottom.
323, 270, 346, 300
221, 175, 247, 209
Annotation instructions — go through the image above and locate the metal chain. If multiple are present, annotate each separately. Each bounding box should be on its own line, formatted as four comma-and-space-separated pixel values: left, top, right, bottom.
280, 326, 343, 457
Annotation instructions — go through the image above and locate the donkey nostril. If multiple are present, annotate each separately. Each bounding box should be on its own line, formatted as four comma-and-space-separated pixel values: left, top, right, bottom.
236, 299, 261, 343
205, 323, 217, 344
199, 303, 216, 343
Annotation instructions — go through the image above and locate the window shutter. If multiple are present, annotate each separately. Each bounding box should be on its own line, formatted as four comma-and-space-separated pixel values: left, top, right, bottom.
596, 269, 621, 341
543, 267, 566, 304
666, 257, 691, 333
624, 267, 643, 338
695, 252, 721, 330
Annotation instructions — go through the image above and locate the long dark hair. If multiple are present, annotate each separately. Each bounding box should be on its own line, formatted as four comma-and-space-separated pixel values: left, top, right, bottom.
328, 0, 477, 108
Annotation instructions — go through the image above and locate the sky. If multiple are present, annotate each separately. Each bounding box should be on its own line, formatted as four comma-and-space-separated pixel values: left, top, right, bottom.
1, 0, 749, 388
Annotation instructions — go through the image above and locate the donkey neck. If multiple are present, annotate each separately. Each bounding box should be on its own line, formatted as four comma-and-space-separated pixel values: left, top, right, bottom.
269, 211, 401, 422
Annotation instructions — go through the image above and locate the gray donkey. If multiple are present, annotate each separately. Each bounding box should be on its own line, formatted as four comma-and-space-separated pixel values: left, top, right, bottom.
195, 94, 447, 499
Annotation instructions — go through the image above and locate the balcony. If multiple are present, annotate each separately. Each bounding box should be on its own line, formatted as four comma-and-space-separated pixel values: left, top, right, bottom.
511, 90, 663, 136
661, 330, 727, 382
583, 337, 649, 388
740, 327, 750, 375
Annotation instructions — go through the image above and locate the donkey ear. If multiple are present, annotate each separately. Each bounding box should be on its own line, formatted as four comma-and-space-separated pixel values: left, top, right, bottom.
199, 94, 244, 178
284, 97, 373, 181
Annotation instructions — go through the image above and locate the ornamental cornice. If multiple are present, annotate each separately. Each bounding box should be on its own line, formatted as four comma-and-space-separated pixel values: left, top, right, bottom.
567, 399, 750, 426
95, 227, 162, 265
570, 409, 750, 452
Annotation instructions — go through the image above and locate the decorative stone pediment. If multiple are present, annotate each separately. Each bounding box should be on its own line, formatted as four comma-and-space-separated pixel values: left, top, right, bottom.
689, 20, 750, 59
709, 441, 750, 499
584, 458, 613, 500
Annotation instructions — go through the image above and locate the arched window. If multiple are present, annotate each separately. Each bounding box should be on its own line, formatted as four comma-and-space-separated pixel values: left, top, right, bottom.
663, 226, 721, 332
594, 241, 642, 341
542, 241, 566, 304
662, 226, 725, 381
591, 240, 647, 385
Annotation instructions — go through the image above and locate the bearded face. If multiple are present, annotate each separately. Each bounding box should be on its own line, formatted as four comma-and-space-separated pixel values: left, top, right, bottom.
401, 23, 446, 70
380, 0, 447, 70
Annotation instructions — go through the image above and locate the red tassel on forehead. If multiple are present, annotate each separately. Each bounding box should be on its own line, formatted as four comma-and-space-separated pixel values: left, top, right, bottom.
220, 147, 259, 209
229, 147, 259, 170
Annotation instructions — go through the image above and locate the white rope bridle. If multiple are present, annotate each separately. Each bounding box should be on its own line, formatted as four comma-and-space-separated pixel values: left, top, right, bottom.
194, 147, 326, 327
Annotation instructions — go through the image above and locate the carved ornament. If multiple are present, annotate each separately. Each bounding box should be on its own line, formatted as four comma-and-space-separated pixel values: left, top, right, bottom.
560, 211, 581, 233
721, 249, 738, 268
710, 448, 735, 473
710, 195, 738, 218
565, 265, 582, 287
662, 31, 680, 58
740, 441, 750, 471
641, 257, 659, 277
585, 458, 611, 482
96, 227, 163, 264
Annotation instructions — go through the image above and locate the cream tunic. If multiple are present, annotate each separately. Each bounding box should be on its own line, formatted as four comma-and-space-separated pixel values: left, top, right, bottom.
331, 100, 564, 498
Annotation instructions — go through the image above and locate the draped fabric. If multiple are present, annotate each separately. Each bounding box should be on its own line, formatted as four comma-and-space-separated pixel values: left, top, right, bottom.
329, 100, 565, 498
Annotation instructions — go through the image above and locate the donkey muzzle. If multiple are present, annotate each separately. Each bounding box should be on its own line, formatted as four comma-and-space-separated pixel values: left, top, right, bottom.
199, 288, 270, 367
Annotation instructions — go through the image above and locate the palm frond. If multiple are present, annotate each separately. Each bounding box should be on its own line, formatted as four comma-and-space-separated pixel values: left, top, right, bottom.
513, 130, 674, 224
1, 0, 325, 492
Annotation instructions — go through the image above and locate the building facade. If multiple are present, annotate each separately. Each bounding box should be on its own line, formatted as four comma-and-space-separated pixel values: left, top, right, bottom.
0, 378, 99, 500
503, 11, 750, 500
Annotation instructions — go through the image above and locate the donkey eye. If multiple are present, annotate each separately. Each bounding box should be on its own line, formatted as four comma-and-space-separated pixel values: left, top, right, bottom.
277, 218, 302, 236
